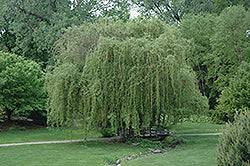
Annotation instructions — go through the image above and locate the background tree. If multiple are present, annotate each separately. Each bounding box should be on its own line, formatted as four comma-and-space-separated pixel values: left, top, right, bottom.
208, 5, 250, 108
180, 5, 249, 111
180, 13, 216, 105
0, 0, 131, 66
0, 2, 16, 53
213, 0, 249, 14
0, 52, 46, 122
46, 18, 208, 139
132, 0, 214, 22
214, 62, 250, 123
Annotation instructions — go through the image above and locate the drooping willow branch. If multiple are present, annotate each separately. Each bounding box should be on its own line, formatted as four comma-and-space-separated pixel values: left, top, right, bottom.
46, 18, 208, 139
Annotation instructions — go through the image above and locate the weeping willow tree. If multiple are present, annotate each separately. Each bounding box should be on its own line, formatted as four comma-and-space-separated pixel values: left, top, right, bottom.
46, 18, 208, 139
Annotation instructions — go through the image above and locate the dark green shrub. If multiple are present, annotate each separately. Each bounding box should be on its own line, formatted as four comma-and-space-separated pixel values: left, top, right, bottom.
163, 135, 186, 148
217, 109, 250, 166
126, 137, 164, 150
207, 109, 227, 124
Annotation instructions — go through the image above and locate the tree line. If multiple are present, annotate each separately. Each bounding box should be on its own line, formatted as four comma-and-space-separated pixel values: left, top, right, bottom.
0, 1, 249, 136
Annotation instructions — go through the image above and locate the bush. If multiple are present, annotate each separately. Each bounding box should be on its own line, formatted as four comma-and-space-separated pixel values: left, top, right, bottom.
207, 109, 227, 124
126, 135, 186, 150
217, 109, 250, 165
0, 51, 46, 122
126, 137, 164, 150
162, 135, 186, 148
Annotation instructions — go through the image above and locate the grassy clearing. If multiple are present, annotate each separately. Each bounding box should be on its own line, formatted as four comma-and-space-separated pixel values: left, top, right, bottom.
0, 122, 225, 165
0, 141, 145, 166
124, 135, 220, 166
172, 122, 226, 134
0, 135, 220, 166
0, 122, 225, 144
0, 127, 102, 144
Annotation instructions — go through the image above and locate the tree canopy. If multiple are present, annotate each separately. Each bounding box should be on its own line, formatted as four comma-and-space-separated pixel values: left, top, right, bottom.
180, 5, 250, 111
180, 13, 215, 97
132, 0, 249, 23
213, 0, 249, 14
0, 0, 131, 66
132, 0, 213, 22
46, 18, 208, 138
216, 62, 250, 122
1, 1, 248, 127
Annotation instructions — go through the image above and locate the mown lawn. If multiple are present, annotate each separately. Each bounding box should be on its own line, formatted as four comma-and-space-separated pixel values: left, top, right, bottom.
0, 127, 102, 144
0, 122, 225, 144
0, 135, 220, 166
0, 141, 145, 166
173, 122, 226, 134
0, 122, 225, 165
125, 135, 220, 166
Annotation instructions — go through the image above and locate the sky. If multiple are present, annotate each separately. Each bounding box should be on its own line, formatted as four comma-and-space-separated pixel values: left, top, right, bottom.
130, 4, 140, 18
70, 0, 141, 19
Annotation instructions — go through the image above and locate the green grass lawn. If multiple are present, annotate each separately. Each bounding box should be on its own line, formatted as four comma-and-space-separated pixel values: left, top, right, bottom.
172, 122, 226, 134
0, 136, 220, 166
0, 127, 102, 144
0, 141, 145, 166
0, 122, 225, 144
124, 135, 220, 166
0, 122, 225, 165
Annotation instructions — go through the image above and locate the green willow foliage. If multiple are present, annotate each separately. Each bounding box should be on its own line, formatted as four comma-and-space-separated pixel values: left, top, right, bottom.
46, 18, 208, 138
